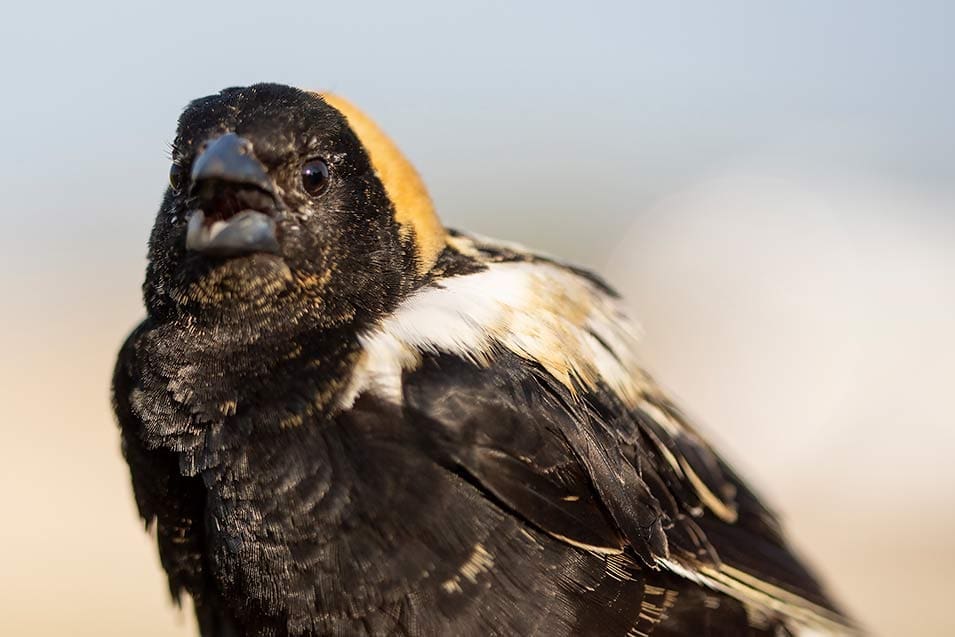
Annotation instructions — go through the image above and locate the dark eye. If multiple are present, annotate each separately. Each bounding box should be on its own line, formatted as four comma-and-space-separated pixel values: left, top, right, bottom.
301, 158, 330, 196
169, 163, 185, 193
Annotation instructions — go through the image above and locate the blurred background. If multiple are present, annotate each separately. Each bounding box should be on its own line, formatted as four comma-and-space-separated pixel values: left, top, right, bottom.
2, 1, 952, 635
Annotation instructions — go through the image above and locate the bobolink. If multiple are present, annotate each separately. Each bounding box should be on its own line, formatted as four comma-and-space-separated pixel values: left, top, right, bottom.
113, 83, 858, 637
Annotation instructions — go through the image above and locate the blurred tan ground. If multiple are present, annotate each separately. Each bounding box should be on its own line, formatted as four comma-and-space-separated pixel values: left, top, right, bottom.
2, 174, 953, 637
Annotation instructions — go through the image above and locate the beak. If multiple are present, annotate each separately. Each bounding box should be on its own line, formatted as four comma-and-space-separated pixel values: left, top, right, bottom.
185, 133, 280, 257
189, 132, 274, 193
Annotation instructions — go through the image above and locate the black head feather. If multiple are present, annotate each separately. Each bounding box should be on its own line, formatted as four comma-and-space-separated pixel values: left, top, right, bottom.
145, 83, 416, 332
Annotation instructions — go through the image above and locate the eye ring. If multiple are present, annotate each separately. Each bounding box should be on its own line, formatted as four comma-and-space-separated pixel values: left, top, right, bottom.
169, 163, 185, 193
301, 158, 330, 197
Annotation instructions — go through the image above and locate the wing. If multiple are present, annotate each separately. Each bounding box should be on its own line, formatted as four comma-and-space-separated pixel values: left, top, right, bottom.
351, 236, 860, 635
399, 349, 856, 635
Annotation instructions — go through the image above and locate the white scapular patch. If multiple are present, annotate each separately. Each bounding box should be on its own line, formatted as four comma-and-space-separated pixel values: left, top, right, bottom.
339, 252, 649, 411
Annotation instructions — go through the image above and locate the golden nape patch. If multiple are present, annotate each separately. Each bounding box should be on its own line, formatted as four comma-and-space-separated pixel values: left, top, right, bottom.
318, 92, 447, 276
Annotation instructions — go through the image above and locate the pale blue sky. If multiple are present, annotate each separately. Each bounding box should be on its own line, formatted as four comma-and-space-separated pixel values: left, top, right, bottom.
2, 1, 952, 270
3, 6, 954, 634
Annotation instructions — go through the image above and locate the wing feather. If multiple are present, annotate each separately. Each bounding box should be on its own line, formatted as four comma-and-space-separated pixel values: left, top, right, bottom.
353, 233, 860, 634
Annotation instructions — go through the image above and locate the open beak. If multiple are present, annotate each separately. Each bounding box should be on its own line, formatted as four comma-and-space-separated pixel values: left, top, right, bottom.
185, 133, 280, 257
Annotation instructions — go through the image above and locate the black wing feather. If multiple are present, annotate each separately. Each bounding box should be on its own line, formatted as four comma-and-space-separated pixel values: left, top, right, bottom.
403, 349, 852, 633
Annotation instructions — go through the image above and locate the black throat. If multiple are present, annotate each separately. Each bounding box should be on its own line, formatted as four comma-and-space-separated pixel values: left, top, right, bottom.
131, 304, 366, 475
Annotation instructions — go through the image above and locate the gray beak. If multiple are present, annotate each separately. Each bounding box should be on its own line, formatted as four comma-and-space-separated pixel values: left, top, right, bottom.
186, 209, 279, 256
185, 133, 280, 257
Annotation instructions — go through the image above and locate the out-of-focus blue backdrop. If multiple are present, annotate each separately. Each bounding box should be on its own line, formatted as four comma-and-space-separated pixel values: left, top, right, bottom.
2, 3, 952, 636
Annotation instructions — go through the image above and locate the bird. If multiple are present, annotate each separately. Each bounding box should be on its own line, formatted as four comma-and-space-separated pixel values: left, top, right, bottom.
113, 83, 859, 637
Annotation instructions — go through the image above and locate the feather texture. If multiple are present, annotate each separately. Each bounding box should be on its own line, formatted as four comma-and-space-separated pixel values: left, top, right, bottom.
115, 84, 859, 637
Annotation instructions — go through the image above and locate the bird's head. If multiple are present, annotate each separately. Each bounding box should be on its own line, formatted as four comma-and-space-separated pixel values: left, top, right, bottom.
145, 83, 446, 331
